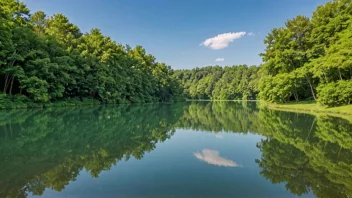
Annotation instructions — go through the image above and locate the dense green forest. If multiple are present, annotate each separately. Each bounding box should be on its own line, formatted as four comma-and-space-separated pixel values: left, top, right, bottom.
1, 102, 352, 197
1, 0, 352, 108
0, 0, 184, 109
175, 0, 352, 107
173, 65, 260, 100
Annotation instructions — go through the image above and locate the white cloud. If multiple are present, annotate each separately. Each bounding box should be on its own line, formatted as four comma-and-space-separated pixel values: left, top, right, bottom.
247, 32, 255, 36
200, 32, 246, 50
215, 58, 224, 62
194, 149, 239, 167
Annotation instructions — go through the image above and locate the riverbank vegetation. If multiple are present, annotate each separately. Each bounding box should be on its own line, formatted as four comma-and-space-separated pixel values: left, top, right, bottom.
0, 0, 184, 109
1, 0, 351, 109
261, 101, 352, 118
175, 0, 352, 108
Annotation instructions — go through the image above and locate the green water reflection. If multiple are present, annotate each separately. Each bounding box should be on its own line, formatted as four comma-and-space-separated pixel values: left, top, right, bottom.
0, 102, 351, 198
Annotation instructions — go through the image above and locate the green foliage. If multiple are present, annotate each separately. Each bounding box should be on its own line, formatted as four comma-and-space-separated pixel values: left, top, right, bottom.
259, 0, 352, 105
2, 0, 351, 108
317, 80, 352, 107
0, 94, 42, 109
258, 73, 307, 103
176, 0, 352, 107
174, 65, 261, 100
0, 0, 184, 109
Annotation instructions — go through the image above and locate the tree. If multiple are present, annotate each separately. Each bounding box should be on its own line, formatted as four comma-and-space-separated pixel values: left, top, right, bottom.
0, 0, 183, 108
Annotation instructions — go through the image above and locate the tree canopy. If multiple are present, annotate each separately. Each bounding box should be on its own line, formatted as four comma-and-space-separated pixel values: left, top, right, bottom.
1, 0, 352, 108
0, 0, 184, 108
174, 65, 260, 100
173, 0, 352, 107
258, 0, 352, 106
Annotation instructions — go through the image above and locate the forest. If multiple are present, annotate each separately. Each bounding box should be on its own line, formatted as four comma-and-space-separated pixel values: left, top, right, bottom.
173, 65, 260, 100
175, 0, 352, 107
1, 0, 352, 108
0, 0, 184, 109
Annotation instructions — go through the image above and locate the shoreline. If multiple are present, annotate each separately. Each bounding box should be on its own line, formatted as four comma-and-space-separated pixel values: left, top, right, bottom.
186, 99, 258, 102
187, 99, 352, 119
2, 99, 352, 118
261, 101, 352, 121
263, 101, 352, 115
0, 99, 185, 110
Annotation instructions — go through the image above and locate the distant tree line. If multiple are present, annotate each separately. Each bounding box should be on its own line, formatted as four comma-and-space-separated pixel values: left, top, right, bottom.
175, 0, 352, 107
173, 65, 260, 100
0, 0, 184, 109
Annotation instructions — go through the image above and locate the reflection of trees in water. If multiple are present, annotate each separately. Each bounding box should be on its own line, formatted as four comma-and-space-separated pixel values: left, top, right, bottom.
1, 102, 352, 198
0, 104, 183, 198
255, 110, 352, 198
176, 101, 259, 133
176, 102, 352, 198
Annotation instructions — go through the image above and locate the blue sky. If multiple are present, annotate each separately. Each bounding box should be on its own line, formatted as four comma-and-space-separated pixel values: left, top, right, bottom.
23, 0, 329, 69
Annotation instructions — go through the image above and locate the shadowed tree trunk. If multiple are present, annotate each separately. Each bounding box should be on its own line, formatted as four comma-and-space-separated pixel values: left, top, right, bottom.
306, 76, 316, 100
3, 75, 9, 93
338, 68, 343, 80
9, 77, 14, 95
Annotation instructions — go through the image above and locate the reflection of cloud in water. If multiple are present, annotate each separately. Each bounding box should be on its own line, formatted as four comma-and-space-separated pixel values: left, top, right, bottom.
215, 134, 224, 139
194, 149, 239, 167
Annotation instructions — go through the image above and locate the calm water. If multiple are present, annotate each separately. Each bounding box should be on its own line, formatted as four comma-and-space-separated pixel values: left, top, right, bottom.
1, 102, 352, 198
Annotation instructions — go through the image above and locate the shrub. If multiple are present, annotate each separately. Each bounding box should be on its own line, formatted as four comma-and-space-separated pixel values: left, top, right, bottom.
317, 80, 352, 107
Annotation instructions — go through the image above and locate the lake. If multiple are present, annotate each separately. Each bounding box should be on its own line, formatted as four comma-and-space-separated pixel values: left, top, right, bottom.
1, 101, 351, 198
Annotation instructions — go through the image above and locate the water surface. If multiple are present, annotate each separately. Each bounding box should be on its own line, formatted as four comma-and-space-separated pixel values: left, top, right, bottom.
1, 102, 352, 198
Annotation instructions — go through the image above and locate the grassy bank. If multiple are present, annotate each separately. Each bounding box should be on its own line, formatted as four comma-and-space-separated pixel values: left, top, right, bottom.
186, 99, 258, 102
185, 99, 352, 116
263, 101, 352, 120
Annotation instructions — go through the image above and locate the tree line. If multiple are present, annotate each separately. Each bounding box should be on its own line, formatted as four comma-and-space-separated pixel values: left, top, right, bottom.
0, 0, 184, 109
173, 65, 260, 100
175, 0, 352, 107
1, 0, 351, 108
